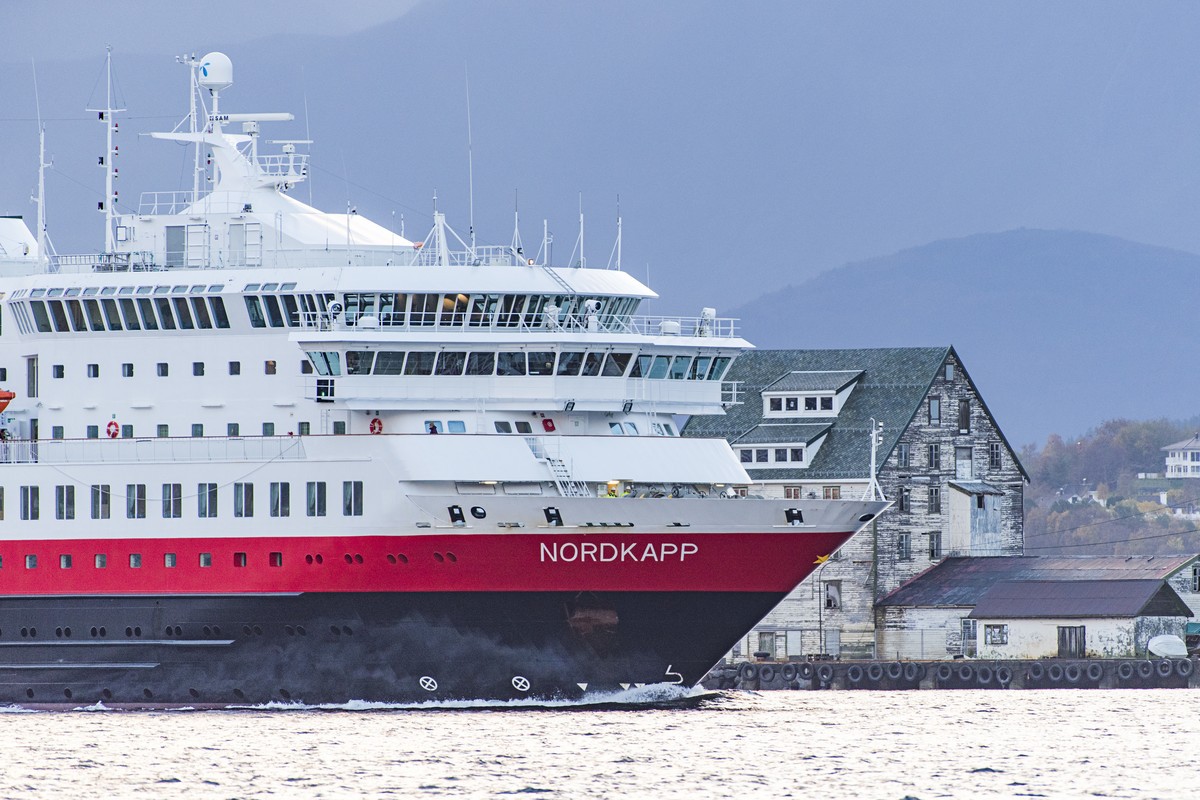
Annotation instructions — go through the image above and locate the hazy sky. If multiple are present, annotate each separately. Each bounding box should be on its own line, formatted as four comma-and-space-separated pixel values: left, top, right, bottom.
1, 1, 1199, 318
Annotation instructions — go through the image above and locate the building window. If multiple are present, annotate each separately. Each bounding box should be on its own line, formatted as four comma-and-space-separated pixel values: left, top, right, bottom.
233, 482, 254, 518
740, 450, 752, 463
343, 480, 364, 516
270, 482, 290, 517
897, 531, 912, 560
984, 624, 1008, 646
820, 397, 833, 411
929, 531, 942, 560
125, 484, 146, 519
757, 631, 776, 657
928, 444, 941, 471
822, 486, 841, 500
897, 443, 910, 468
264, 360, 277, 375
928, 486, 941, 514
307, 481, 327, 517
897, 487, 910, 512
945, 363, 954, 381
162, 483, 182, 518
157, 424, 170, 438
197, 483, 218, 518
122, 363, 134, 378
790, 447, 804, 463
193, 362, 205, 376
784, 485, 802, 500
774, 448, 788, 462
929, 397, 941, 425
87, 363, 100, 378
804, 397, 817, 411
989, 442, 1002, 470
191, 424, 203, 438
91, 485, 110, 519
755, 449, 768, 463
229, 361, 241, 376
958, 399, 970, 433
824, 581, 841, 609
976, 494, 987, 510
157, 362, 169, 377
55, 485, 75, 520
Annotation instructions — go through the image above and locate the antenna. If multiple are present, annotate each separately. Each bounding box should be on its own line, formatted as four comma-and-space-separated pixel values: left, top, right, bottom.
31, 59, 52, 263
568, 194, 585, 268
511, 189, 525, 259
465, 67, 476, 256
606, 194, 622, 270
303, 84, 314, 206
86, 46, 126, 253
176, 54, 203, 200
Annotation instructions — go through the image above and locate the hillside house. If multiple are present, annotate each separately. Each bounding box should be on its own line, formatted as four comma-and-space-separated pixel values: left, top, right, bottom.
1164, 434, 1200, 478
682, 347, 1028, 660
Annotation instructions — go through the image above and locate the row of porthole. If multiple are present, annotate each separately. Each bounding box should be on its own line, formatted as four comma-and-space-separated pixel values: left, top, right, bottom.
22, 626, 137, 638
299, 553, 454, 565
34, 686, 305, 702
12, 623, 330, 640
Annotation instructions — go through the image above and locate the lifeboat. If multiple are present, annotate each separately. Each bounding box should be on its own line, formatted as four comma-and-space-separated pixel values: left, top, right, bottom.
0, 390, 13, 414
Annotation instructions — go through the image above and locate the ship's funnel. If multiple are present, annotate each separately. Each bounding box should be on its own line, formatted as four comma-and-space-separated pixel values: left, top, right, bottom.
199, 52, 233, 92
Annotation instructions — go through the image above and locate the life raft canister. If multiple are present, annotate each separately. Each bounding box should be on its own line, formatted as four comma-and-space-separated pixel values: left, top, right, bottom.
106, 420, 120, 438
369, 417, 384, 434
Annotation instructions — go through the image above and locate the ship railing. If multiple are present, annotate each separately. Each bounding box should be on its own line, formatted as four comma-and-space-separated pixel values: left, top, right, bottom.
138, 191, 201, 215
0, 436, 307, 465
255, 153, 309, 181
411, 244, 528, 268
49, 252, 160, 273
294, 311, 739, 338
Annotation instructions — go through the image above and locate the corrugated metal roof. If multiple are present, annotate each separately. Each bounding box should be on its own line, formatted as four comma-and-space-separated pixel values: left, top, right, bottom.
732, 423, 832, 446
968, 579, 1192, 619
878, 555, 1197, 608
763, 370, 863, 393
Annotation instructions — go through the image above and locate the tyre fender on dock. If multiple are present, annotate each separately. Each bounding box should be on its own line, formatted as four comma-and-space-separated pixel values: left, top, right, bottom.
935, 663, 953, 682
780, 664, 798, 683
903, 662, 923, 683
995, 666, 1013, 686
975, 665, 994, 686
885, 662, 904, 681
1176, 658, 1195, 678
846, 664, 865, 685
1027, 662, 1045, 682
816, 664, 835, 684
1156, 659, 1174, 678
1117, 661, 1136, 681
758, 664, 776, 683
798, 662, 815, 681
1064, 663, 1082, 684
737, 663, 756, 682
1137, 660, 1154, 680
867, 663, 885, 682
1047, 663, 1064, 683
1085, 662, 1104, 683
956, 664, 975, 683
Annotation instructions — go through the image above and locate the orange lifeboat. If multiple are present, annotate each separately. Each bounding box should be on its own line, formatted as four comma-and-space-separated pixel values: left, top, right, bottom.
0, 390, 13, 414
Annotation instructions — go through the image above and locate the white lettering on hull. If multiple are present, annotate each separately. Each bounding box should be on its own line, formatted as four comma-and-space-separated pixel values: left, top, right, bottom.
540, 542, 699, 563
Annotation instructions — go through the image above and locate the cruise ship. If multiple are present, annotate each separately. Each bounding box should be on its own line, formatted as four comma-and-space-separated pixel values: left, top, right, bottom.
0, 53, 887, 707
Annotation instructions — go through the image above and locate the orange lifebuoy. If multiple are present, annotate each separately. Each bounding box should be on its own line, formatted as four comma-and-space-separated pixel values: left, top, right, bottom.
106, 420, 120, 438
369, 417, 383, 435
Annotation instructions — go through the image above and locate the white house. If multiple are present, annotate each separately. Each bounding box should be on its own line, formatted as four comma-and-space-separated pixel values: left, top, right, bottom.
1163, 434, 1200, 478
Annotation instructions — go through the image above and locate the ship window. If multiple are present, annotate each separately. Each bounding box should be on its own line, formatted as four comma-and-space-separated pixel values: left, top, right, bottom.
91, 485, 110, 519
269, 552, 283, 567
580, 353, 604, 377
264, 360, 277, 375
262, 283, 278, 292
118, 298, 141, 330
159, 423, 171, 439
515, 421, 532, 434
245, 283, 261, 292
234, 482, 254, 518
66, 299, 87, 331
121, 424, 133, 438
609, 422, 624, 435
229, 361, 240, 375
84, 299, 106, 331
136, 298, 159, 330
233, 552, 247, 567
410, 294, 438, 326
301, 359, 313, 374
163, 484, 182, 518
209, 297, 230, 328
157, 362, 169, 377
281, 295, 300, 326
51, 426, 64, 439
306, 351, 341, 376
602, 353, 632, 377
164, 553, 176, 568
435, 351, 467, 376
332, 421, 346, 434
497, 352, 527, 376
55, 485, 75, 520
425, 420, 444, 433
372, 351, 405, 375
520, 351, 552, 376
630, 354, 652, 378
496, 295, 524, 328
244, 296, 266, 328
270, 482, 290, 517
298, 422, 310, 435
447, 420, 466, 433
126, 484, 146, 519
381, 293, 406, 326
199, 552, 212, 567
29, 301, 52, 332
404, 352, 435, 376
262, 295, 284, 327
707, 357, 731, 381
52, 364, 64, 379
154, 298, 177, 330
465, 352, 495, 376
87, 364, 99, 378
556, 352, 585, 376
668, 356, 691, 380
122, 363, 134, 377
689, 356, 712, 380
95, 554, 107, 568
468, 294, 498, 327
494, 421, 513, 433
87, 425, 99, 438
191, 297, 213, 329
197, 483, 218, 518
342, 481, 364, 516
307, 482, 327, 517
129, 554, 142, 568
228, 423, 240, 436
48, 300, 70, 332
262, 423, 275, 436
25, 555, 36, 569
648, 356, 671, 379
346, 351, 375, 376
60, 554, 72, 569
172, 297, 195, 329
192, 361, 205, 377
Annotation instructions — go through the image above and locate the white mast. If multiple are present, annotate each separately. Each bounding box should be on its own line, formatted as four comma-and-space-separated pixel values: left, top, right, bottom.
31, 59, 51, 264
87, 46, 125, 253
861, 419, 887, 501
465, 67, 476, 257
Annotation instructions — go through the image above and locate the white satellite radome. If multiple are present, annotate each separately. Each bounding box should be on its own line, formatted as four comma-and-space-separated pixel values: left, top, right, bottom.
198, 52, 233, 92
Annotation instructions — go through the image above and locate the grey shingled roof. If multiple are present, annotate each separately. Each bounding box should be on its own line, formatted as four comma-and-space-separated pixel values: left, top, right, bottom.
1163, 434, 1200, 451
948, 481, 1005, 496
763, 370, 863, 393
878, 555, 1197, 608
732, 423, 832, 446
683, 347, 952, 481
967, 579, 1192, 619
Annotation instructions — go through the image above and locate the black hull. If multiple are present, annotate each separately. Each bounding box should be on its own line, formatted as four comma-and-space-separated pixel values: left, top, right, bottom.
0, 592, 782, 707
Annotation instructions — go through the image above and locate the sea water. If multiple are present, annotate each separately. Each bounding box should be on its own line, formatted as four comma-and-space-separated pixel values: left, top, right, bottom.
0, 687, 1192, 798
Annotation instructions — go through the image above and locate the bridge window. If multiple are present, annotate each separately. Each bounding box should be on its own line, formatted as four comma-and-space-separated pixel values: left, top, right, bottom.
373, 351, 406, 375
465, 352, 496, 375
245, 296, 266, 328
497, 352, 526, 376
556, 352, 585, 376
119, 298, 141, 330
435, 352, 467, 376
404, 352, 435, 376
668, 356, 691, 380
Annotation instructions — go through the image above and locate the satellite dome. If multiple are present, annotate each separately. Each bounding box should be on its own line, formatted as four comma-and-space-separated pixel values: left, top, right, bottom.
198, 52, 233, 92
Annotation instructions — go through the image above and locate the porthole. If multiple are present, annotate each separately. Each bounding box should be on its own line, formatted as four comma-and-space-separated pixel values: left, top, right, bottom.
279, 689, 291, 700
91, 627, 99, 638
203, 626, 212, 636
189, 688, 200, 699
165, 627, 174, 637
64, 627, 71, 638
344, 554, 353, 564
29, 627, 36, 638
99, 626, 106, 637
296, 626, 306, 636
233, 688, 245, 699
55, 627, 63, 638
434, 552, 445, 563
446, 552, 458, 563
25, 689, 33, 699
330, 625, 341, 636
134, 626, 141, 637
285, 625, 295, 636
174, 626, 182, 636
386, 554, 397, 564
242, 625, 252, 636
354, 554, 363, 564
125, 627, 133, 637
63, 688, 72, 699
253, 625, 263, 636
101, 689, 112, 700
20, 628, 27, 638
213, 626, 221, 636
398, 554, 409, 564
341, 626, 353, 636
143, 688, 153, 699
305, 554, 314, 564
315, 554, 324, 565
858, 513, 876, 523
470, 506, 486, 519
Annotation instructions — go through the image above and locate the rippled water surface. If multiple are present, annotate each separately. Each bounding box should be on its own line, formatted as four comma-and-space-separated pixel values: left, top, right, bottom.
0, 687, 1196, 798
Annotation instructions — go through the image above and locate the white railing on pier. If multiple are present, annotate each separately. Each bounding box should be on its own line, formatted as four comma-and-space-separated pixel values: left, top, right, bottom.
0, 436, 307, 466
